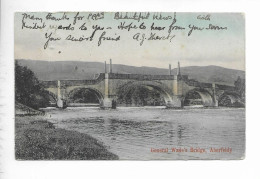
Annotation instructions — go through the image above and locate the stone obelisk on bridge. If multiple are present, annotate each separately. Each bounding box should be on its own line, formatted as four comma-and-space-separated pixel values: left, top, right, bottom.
167, 61, 183, 108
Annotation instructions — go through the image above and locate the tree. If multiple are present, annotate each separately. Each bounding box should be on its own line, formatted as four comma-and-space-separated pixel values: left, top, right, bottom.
117, 85, 163, 106
15, 61, 50, 109
234, 76, 245, 100
68, 88, 99, 103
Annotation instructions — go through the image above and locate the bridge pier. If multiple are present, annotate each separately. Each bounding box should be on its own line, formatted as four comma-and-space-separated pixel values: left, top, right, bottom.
212, 83, 218, 107
57, 99, 64, 108
166, 96, 183, 108
101, 63, 116, 109
101, 98, 116, 109
57, 80, 64, 108
168, 62, 184, 108
56, 80, 67, 109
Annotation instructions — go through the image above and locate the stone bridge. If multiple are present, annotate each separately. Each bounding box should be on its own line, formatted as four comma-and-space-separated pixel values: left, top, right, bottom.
42, 62, 242, 109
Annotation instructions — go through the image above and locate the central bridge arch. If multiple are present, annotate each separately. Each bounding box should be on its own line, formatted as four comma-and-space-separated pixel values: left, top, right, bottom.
66, 87, 104, 104
116, 80, 173, 106
183, 88, 214, 107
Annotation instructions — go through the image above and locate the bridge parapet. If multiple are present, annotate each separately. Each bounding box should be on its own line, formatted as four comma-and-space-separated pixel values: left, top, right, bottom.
42, 73, 190, 88
182, 78, 235, 91
107, 73, 187, 80
42, 80, 57, 88
215, 84, 235, 91
42, 73, 106, 88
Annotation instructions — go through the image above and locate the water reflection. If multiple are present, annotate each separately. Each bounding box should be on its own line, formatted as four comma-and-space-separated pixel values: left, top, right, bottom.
44, 107, 245, 160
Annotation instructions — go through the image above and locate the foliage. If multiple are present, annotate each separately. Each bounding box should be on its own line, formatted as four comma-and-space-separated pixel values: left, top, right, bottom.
15, 118, 118, 160
234, 76, 245, 100
15, 61, 50, 109
117, 85, 165, 106
68, 88, 99, 103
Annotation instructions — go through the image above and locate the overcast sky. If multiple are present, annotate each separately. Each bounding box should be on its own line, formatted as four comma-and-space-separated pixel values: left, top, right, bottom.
14, 12, 245, 70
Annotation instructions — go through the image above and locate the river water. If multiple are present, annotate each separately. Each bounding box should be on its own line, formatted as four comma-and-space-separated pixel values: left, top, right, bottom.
43, 107, 245, 160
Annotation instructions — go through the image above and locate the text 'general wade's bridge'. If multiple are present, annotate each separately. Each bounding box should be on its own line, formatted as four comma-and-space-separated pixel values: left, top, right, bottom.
42, 60, 242, 109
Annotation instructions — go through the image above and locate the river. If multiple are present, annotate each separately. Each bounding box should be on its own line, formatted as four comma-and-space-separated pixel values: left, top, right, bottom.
42, 107, 245, 160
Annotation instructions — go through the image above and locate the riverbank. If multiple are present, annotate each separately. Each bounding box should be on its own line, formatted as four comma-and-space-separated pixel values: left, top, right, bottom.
15, 116, 119, 160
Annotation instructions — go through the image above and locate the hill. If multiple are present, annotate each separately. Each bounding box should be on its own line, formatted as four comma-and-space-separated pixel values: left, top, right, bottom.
16, 59, 245, 86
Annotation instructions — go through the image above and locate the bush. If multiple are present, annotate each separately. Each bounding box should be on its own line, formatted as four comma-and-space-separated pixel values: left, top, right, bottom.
15, 61, 50, 109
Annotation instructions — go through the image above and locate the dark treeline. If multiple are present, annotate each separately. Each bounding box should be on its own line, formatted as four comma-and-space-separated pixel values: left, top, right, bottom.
15, 61, 50, 109
117, 86, 165, 106
68, 88, 99, 103
234, 76, 245, 101
218, 76, 245, 107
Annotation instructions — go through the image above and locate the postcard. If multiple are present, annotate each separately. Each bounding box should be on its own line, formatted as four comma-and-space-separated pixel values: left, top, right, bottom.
14, 12, 245, 160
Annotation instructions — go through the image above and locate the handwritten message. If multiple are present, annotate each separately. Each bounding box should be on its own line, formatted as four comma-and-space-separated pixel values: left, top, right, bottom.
18, 12, 228, 49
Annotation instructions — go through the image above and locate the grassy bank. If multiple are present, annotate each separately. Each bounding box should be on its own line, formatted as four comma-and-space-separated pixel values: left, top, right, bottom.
15, 116, 118, 160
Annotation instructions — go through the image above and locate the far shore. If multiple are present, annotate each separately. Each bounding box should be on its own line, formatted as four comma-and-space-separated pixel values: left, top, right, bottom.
15, 114, 118, 160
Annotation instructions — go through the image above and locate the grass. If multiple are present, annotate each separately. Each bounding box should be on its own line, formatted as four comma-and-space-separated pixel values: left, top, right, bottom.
15, 116, 118, 160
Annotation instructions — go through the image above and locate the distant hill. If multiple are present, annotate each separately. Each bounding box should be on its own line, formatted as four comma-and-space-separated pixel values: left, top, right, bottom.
16, 59, 245, 86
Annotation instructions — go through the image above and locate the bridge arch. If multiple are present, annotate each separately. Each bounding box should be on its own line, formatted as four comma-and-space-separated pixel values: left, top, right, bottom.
218, 92, 244, 107
183, 88, 214, 107
45, 91, 58, 105
45, 91, 57, 102
39, 90, 58, 107
66, 87, 104, 104
116, 81, 173, 106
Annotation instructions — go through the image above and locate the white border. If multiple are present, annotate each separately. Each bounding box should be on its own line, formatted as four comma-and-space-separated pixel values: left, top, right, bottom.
1, 0, 260, 179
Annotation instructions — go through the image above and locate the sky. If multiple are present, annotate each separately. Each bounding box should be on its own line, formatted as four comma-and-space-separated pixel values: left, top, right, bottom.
14, 12, 245, 70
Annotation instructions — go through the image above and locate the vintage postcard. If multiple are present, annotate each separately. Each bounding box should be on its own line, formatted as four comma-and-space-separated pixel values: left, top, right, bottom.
14, 12, 245, 160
